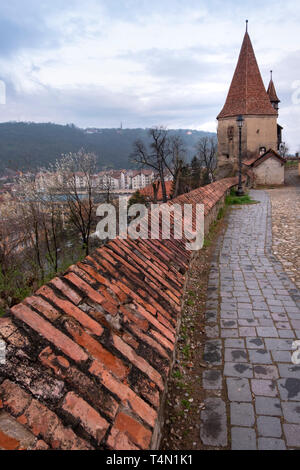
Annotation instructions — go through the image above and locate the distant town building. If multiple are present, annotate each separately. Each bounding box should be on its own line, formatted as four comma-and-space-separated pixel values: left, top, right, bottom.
33, 168, 170, 192
128, 169, 155, 190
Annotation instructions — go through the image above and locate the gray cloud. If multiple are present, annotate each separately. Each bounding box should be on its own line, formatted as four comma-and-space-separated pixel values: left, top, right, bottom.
0, 0, 299, 151
0, 80, 220, 130
118, 47, 234, 84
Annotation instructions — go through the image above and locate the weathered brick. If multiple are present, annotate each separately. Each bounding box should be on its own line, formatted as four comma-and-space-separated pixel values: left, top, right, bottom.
119, 305, 149, 331
89, 360, 157, 428
65, 272, 105, 305
30, 439, 49, 450
134, 303, 175, 343
107, 427, 139, 450
65, 320, 128, 380
115, 280, 157, 316
0, 380, 31, 417
39, 347, 119, 420
11, 303, 88, 364
114, 412, 152, 449
4, 329, 30, 348
39, 346, 70, 377
77, 262, 110, 287
49, 277, 82, 305
0, 317, 18, 339
150, 329, 174, 352
50, 424, 92, 450
17, 400, 60, 442
25, 295, 61, 322
0, 430, 20, 450
62, 392, 109, 444
110, 284, 129, 303
112, 334, 163, 390
122, 332, 139, 350
129, 325, 169, 359
37, 285, 104, 336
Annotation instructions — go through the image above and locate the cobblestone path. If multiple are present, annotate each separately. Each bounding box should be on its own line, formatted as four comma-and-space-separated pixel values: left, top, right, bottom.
200, 190, 300, 450
267, 169, 300, 289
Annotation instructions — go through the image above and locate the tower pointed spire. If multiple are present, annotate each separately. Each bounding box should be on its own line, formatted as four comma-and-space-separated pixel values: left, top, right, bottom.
217, 29, 277, 119
267, 70, 280, 111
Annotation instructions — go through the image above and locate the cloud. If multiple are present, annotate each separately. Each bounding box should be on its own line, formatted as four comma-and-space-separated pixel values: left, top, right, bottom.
0, 0, 299, 150
0, 2, 63, 57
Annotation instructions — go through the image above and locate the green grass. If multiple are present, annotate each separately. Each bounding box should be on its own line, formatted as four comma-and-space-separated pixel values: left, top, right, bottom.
181, 399, 191, 410
188, 290, 196, 297
226, 193, 257, 205
176, 381, 186, 390
286, 160, 298, 166
217, 207, 225, 220
182, 344, 191, 360
203, 237, 211, 248
172, 370, 183, 379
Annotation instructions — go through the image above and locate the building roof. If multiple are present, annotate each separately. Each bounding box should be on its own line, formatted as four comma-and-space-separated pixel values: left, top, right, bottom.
129, 170, 154, 178
267, 78, 280, 104
0, 176, 246, 451
217, 32, 277, 119
243, 148, 286, 167
140, 181, 173, 201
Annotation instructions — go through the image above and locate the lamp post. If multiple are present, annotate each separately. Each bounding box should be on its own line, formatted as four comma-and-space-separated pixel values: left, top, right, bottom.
236, 114, 244, 196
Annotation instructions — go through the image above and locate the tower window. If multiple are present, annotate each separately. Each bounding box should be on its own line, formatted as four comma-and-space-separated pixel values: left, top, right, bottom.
259, 146, 266, 155
227, 126, 234, 140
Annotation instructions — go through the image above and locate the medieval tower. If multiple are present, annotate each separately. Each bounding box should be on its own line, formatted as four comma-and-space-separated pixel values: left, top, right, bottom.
216, 23, 282, 178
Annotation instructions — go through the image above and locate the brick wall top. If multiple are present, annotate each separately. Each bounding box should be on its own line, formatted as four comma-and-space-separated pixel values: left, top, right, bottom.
0, 177, 239, 451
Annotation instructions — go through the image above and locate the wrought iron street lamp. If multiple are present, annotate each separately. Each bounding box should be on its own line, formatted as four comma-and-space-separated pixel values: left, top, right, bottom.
236, 114, 244, 196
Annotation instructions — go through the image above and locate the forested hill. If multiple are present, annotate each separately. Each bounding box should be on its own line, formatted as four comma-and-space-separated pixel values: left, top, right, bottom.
0, 122, 216, 174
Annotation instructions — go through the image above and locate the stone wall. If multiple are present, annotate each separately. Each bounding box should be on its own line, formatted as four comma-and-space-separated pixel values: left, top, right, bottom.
217, 115, 278, 178
0, 177, 243, 451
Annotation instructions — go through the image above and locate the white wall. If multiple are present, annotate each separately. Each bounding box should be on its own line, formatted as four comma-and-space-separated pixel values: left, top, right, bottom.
254, 158, 284, 185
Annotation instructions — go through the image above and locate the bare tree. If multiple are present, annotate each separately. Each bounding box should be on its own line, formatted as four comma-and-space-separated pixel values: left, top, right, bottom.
166, 135, 186, 198
102, 174, 114, 204
0, 192, 33, 310
279, 142, 289, 158
195, 136, 217, 184
36, 174, 65, 273
151, 180, 160, 204
53, 149, 96, 256
0, 193, 27, 276
131, 126, 171, 203
17, 175, 45, 279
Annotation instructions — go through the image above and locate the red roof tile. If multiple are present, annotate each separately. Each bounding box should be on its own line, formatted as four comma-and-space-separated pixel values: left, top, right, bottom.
267, 78, 280, 104
140, 181, 173, 201
243, 148, 285, 167
218, 32, 277, 119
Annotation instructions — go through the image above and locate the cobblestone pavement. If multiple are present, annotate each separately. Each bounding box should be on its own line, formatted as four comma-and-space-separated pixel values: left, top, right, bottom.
200, 190, 300, 450
267, 169, 300, 289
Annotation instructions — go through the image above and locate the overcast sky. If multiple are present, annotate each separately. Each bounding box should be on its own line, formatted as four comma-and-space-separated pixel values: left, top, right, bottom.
0, 0, 299, 151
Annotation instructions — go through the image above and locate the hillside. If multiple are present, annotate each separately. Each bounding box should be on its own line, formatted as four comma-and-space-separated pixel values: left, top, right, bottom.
0, 122, 216, 174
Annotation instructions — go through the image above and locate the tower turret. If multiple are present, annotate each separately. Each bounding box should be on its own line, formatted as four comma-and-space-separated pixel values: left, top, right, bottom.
267, 71, 280, 112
